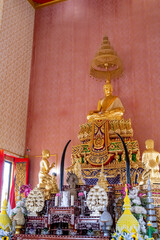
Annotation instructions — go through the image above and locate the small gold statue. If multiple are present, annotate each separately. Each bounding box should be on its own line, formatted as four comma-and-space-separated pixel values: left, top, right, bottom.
72, 153, 84, 185
38, 150, 58, 199
98, 163, 109, 192
51, 173, 59, 194
87, 81, 124, 121
140, 139, 160, 184
115, 151, 119, 163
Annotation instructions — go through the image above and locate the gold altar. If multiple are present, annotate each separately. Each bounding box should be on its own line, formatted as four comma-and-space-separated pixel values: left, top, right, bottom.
11, 36, 160, 239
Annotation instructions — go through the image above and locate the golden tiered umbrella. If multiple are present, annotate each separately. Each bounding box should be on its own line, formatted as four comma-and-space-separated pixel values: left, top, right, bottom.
90, 36, 123, 82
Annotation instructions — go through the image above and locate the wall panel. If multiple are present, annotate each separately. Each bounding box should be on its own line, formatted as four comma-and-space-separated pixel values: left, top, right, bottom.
0, 0, 35, 155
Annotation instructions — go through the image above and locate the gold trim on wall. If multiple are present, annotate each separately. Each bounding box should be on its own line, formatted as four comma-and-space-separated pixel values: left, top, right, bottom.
0, 148, 24, 158
27, 0, 36, 8
27, 0, 67, 9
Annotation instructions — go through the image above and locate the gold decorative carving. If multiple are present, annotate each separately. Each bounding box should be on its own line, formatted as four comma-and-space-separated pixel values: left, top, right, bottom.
67, 117, 143, 185
78, 123, 92, 143
90, 36, 123, 80
15, 162, 27, 202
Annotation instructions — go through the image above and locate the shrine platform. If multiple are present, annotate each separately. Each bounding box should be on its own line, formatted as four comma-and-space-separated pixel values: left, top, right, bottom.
12, 234, 109, 240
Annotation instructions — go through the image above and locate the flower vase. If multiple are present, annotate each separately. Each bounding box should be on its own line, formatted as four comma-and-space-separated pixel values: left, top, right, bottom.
78, 192, 85, 217
59, 194, 61, 207
56, 193, 61, 207
80, 197, 84, 216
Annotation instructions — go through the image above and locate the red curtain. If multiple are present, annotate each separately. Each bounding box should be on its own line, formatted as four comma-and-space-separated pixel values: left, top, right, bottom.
8, 156, 29, 211
0, 149, 4, 204
0, 151, 29, 210
9, 161, 16, 209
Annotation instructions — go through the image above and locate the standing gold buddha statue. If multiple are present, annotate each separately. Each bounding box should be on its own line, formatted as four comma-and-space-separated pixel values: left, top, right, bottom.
38, 150, 58, 199
140, 139, 160, 184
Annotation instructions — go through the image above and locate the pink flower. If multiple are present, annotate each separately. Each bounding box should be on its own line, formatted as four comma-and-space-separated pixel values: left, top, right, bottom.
20, 184, 32, 197
78, 192, 84, 197
56, 193, 60, 196
138, 193, 143, 197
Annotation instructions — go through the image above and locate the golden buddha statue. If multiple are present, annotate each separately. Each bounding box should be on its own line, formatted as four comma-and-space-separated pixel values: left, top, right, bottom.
38, 149, 58, 199
73, 156, 84, 185
140, 139, 160, 185
87, 36, 124, 122
51, 173, 59, 194
87, 81, 124, 121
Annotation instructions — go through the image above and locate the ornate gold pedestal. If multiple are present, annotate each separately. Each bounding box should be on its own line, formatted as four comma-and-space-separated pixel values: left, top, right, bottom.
66, 119, 143, 187
15, 225, 23, 234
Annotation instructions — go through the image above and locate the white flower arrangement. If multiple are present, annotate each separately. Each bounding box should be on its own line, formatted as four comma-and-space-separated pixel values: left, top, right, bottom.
132, 197, 141, 205
0, 229, 12, 240
112, 231, 143, 240
131, 206, 147, 215
127, 186, 147, 235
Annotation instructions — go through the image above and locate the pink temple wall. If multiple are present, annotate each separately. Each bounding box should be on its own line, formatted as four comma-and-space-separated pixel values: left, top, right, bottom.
26, 0, 160, 187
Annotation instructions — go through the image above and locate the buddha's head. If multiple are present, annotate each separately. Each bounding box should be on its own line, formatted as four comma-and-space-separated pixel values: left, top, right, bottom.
42, 149, 50, 159
145, 139, 154, 150
103, 83, 113, 96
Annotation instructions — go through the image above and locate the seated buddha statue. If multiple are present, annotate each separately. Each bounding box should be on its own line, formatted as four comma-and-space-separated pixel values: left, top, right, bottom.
87, 82, 125, 121
140, 139, 160, 185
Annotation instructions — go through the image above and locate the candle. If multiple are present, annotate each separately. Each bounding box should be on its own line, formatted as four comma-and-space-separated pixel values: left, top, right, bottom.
71, 195, 74, 206
55, 196, 58, 206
